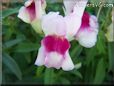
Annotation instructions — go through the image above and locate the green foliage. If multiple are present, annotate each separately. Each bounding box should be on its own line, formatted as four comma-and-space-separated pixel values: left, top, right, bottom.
3, 53, 22, 80
2, 7, 20, 19
94, 58, 106, 84
2, 0, 114, 85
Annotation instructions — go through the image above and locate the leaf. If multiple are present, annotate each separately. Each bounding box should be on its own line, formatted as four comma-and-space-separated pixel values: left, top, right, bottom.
108, 42, 114, 71
94, 58, 106, 84
36, 67, 44, 77
4, 35, 26, 48
86, 48, 97, 65
70, 69, 83, 79
2, 53, 22, 80
71, 45, 83, 58
2, 7, 20, 19
44, 68, 54, 84
90, 0, 105, 4
96, 30, 106, 54
14, 42, 39, 53
0, 69, 1, 84
59, 77, 70, 85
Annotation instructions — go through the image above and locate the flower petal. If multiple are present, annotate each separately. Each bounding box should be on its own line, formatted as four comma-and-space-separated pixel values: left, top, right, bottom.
64, 0, 88, 40
42, 12, 66, 36
89, 15, 99, 31
64, 14, 82, 40
76, 13, 99, 48
34, 0, 46, 19
17, 6, 30, 23
76, 29, 98, 48
42, 35, 70, 55
44, 52, 64, 69
35, 47, 46, 66
72, 0, 88, 18
62, 51, 74, 71
63, 0, 77, 14
26, 1, 36, 21
24, 0, 33, 7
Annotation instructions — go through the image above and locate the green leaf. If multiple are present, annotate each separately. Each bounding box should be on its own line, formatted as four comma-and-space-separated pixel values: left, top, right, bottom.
70, 69, 83, 79
71, 45, 83, 58
108, 42, 114, 71
36, 67, 44, 77
86, 48, 97, 65
2, 53, 22, 80
90, 0, 105, 4
4, 35, 25, 48
94, 58, 106, 84
2, 7, 20, 19
59, 77, 70, 85
44, 68, 54, 84
14, 42, 39, 53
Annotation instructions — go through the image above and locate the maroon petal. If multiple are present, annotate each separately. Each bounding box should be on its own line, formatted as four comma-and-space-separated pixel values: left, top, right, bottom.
81, 11, 90, 28
26, 1, 36, 21
42, 35, 70, 55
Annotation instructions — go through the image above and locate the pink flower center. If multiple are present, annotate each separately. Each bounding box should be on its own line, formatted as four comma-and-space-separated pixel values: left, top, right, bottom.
42, 35, 70, 55
26, 1, 36, 21
81, 11, 90, 28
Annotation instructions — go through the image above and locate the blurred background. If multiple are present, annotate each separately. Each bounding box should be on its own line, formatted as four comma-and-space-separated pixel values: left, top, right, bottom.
1, 0, 114, 85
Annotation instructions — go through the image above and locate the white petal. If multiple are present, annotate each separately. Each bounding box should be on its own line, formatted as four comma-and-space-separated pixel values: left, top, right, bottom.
35, 0, 46, 19
44, 52, 63, 69
24, 0, 33, 7
17, 6, 30, 23
64, 0, 88, 41
64, 14, 82, 40
76, 29, 98, 48
73, 0, 88, 18
42, 12, 66, 36
89, 15, 99, 32
35, 0, 43, 19
63, 0, 77, 14
35, 47, 46, 66
62, 51, 74, 71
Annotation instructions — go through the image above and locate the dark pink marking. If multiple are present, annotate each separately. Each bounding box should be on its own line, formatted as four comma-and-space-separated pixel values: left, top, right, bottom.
26, 1, 36, 21
41, 0, 45, 5
81, 11, 90, 28
42, 35, 70, 55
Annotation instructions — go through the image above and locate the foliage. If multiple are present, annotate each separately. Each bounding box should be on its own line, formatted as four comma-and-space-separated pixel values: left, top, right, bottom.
2, 0, 114, 85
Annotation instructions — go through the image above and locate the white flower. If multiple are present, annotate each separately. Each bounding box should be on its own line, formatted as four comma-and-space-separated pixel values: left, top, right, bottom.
35, 0, 88, 71
35, 35, 74, 71
63, 0, 88, 40
75, 12, 99, 48
18, 0, 46, 34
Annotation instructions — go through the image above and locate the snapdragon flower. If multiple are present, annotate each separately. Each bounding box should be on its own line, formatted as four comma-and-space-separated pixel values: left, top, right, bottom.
18, 0, 46, 34
75, 12, 99, 48
35, 12, 74, 71
63, 0, 88, 40
18, 0, 89, 71
35, 0, 88, 71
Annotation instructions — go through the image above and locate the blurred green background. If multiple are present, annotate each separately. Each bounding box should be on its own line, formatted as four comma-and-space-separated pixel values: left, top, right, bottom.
1, 0, 114, 85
